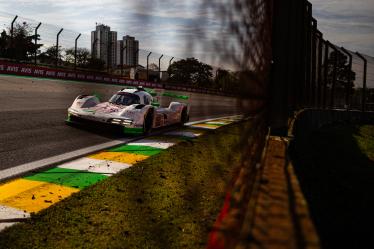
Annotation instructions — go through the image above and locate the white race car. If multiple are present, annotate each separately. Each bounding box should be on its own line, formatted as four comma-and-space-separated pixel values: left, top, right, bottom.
66, 86, 189, 134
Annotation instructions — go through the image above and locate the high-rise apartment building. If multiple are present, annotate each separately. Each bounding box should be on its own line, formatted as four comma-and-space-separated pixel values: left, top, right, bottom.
116, 35, 139, 67
91, 24, 117, 68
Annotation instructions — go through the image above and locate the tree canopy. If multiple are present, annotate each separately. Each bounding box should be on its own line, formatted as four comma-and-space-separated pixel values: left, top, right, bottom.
0, 22, 42, 61
327, 51, 356, 94
167, 58, 213, 87
65, 47, 90, 67
38, 45, 61, 65
148, 63, 159, 71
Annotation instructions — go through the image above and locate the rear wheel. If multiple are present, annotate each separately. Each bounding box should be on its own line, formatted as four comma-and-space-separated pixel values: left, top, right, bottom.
143, 109, 154, 134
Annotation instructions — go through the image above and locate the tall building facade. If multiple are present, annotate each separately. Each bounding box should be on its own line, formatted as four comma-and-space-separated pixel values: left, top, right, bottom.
116, 35, 139, 67
91, 24, 117, 68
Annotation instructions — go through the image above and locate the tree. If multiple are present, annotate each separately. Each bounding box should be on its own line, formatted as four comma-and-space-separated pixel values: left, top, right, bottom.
327, 51, 356, 95
85, 58, 105, 71
148, 63, 159, 71
0, 22, 42, 61
64, 47, 90, 67
0, 30, 7, 56
167, 58, 213, 87
38, 45, 62, 65
214, 69, 238, 90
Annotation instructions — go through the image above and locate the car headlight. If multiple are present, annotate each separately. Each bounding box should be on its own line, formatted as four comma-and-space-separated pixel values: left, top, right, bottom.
111, 118, 133, 125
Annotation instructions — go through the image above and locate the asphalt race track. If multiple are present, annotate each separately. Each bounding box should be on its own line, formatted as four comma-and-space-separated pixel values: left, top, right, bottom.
0, 74, 244, 171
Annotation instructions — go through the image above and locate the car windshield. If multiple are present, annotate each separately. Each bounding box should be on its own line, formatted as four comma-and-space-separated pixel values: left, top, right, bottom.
109, 93, 140, 106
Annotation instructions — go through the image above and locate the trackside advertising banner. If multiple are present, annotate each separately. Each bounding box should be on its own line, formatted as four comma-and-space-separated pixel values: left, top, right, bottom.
0, 60, 164, 89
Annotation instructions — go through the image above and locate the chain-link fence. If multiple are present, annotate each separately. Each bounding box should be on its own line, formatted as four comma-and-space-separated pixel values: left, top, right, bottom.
0, 1, 372, 108
306, 38, 374, 112
0, 5, 278, 99
0, 11, 181, 69
270, 0, 373, 135
0, 11, 232, 93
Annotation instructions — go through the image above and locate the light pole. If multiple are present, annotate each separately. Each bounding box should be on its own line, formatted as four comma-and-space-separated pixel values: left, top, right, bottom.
34, 22, 41, 65
55, 28, 63, 67
146, 52, 152, 81
158, 54, 163, 81
356, 52, 367, 112
74, 33, 81, 70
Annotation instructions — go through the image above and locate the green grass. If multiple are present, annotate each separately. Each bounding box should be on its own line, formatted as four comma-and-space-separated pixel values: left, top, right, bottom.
291, 124, 374, 249
0, 121, 252, 249
353, 125, 374, 161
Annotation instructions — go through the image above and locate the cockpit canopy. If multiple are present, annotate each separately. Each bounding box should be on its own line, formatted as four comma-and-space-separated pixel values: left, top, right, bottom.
109, 89, 153, 106
109, 92, 140, 106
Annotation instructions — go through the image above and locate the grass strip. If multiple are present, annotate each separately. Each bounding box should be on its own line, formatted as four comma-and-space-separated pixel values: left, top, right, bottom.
0, 120, 252, 249
291, 124, 374, 249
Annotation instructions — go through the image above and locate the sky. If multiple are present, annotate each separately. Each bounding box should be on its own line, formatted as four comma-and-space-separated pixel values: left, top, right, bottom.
0, 0, 373, 57
310, 0, 374, 56
0, 1, 209, 59
0, 0, 373, 81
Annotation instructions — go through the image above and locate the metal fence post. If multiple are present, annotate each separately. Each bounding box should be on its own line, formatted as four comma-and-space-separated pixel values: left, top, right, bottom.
158, 54, 163, 81
10, 15, 18, 59
316, 31, 323, 108
34, 22, 41, 65
305, 2, 313, 106
329, 44, 338, 108
146, 52, 152, 81
323, 40, 329, 109
121, 45, 126, 77
74, 33, 81, 70
310, 18, 317, 107
340, 47, 352, 110
356, 52, 367, 112
169, 57, 174, 67
295, 0, 306, 108
56, 28, 63, 67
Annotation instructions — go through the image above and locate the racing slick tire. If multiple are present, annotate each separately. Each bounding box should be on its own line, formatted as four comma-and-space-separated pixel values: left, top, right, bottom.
143, 109, 154, 134
181, 107, 189, 124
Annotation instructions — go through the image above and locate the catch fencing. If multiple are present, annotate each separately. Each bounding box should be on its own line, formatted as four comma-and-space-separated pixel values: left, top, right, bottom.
0, 11, 227, 95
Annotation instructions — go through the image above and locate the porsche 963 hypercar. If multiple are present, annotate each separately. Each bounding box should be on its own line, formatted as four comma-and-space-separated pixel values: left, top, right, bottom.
66, 86, 190, 134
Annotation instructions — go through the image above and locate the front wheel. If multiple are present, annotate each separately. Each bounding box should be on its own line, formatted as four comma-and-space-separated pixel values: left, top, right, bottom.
181, 107, 189, 124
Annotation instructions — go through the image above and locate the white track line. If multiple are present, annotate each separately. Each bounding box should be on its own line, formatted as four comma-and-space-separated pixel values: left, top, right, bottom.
128, 139, 176, 149
184, 115, 243, 126
0, 138, 132, 182
57, 158, 131, 176
0, 205, 29, 231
